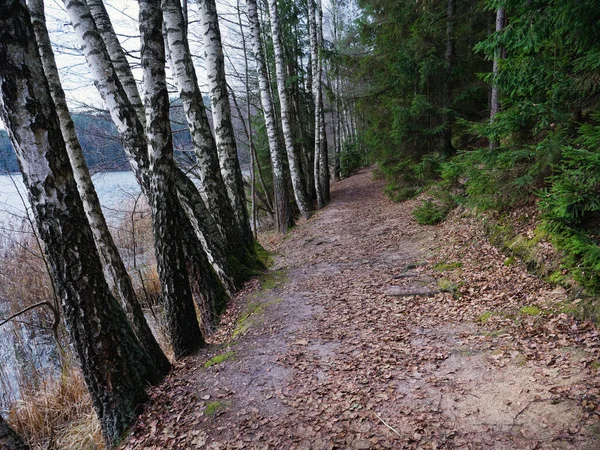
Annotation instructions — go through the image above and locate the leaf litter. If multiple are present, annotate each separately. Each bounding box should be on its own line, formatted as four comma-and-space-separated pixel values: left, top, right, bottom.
120, 167, 599, 449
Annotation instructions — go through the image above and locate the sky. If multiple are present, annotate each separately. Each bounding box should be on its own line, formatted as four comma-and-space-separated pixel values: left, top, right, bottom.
0, 0, 361, 130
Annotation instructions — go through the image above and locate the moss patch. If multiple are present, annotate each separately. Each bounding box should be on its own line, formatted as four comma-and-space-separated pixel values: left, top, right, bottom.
433, 261, 463, 272
254, 242, 274, 268
519, 305, 542, 316
478, 311, 496, 323
260, 270, 288, 290
204, 401, 229, 417
204, 351, 235, 369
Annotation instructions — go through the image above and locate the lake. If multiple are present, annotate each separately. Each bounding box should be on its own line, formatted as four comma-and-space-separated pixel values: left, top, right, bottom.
0, 171, 141, 409
0, 170, 141, 229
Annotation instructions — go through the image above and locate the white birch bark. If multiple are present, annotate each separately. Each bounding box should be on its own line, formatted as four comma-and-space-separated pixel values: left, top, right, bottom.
198, 0, 252, 242
65, 0, 239, 292
28, 0, 170, 375
308, 0, 323, 208
162, 0, 251, 253
139, 0, 203, 357
87, 0, 146, 127
0, 2, 159, 444
490, 7, 505, 149
63, 0, 237, 328
246, 0, 293, 232
267, 0, 311, 218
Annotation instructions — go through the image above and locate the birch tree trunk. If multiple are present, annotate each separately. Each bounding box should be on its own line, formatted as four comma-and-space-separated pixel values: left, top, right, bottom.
64, 0, 226, 351
139, 0, 204, 357
0, 415, 29, 450
66, 0, 241, 295
86, 0, 247, 292
317, 0, 329, 201
198, 0, 253, 243
28, 0, 170, 377
87, 0, 145, 126
162, 0, 259, 271
0, 2, 158, 445
308, 0, 324, 208
267, 0, 311, 218
246, 0, 293, 232
490, 7, 505, 149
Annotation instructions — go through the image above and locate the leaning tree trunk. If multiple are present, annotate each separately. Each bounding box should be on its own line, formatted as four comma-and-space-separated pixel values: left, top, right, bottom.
139, 0, 204, 358
87, 0, 146, 126
490, 7, 505, 149
28, 0, 170, 377
0, 415, 29, 450
198, 0, 253, 244
162, 0, 259, 274
0, 2, 159, 445
246, 0, 294, 232
69, 0, 237, 296
63, 0, 208, 355
88, 0, 243, 294
267, 0, 311, 219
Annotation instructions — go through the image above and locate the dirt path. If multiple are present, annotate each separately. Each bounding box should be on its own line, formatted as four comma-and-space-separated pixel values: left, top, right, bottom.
123, 168, 600, 449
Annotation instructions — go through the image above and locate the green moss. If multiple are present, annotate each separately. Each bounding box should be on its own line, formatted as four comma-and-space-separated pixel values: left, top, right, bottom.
437, 278, 458, 293
204, 401, 229, 417
259, 269, 288, 290
478, 311, 496, 323
503, 256, 516, 266
204, 351, 235, 369
433, 261, 463, 271
254, 242, 274, 268
590, 361, 600, 371
519, 305, 542, 316
233, 302, 263, 338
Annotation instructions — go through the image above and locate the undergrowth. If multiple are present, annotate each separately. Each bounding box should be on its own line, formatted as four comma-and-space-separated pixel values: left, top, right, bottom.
379, 126, 600, 323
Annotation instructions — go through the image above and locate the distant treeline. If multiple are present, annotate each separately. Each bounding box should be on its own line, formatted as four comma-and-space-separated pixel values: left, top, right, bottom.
1, 108, 194, 174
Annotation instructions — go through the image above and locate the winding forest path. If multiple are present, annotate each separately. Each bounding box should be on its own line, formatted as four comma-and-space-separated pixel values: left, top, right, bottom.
122, 167, 600, 450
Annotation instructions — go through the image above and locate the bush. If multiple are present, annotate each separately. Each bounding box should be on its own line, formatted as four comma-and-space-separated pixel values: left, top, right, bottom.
379, 153, 444, 202
413, 200, 449, 225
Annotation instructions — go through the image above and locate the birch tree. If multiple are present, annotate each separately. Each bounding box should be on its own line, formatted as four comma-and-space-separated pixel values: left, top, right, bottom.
198, 0, 253, 243
268, 0, 311, 218
87, 0, 241, 295
489, 6, 505, 149
28, 0, 170, 376
246, 0, 294, 232
62, 0, 208, 355
0, 1, 160, 444
162, 0, 260, 272
87, 0, 146, 126
307, 0, 330, 208
139, 0, 204, 357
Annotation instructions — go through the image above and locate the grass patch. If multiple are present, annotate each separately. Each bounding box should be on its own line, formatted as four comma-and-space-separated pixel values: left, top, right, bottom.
519, 305, 542, 316
503, 256, 517, 266
204, 351, 235, 369
590, 361, 600, 372
478, 311, 496, 323
260, 269, 288, 290
254, 242, 274, 268
433, 261, 463, 271
437, 278, 459, 293
204, 401, 229, 417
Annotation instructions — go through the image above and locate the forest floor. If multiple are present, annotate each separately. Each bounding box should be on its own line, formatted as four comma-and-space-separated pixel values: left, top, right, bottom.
121, 167, 600, 450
